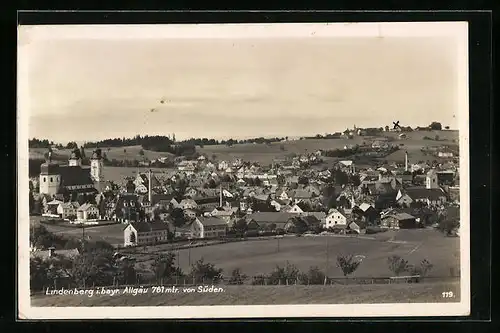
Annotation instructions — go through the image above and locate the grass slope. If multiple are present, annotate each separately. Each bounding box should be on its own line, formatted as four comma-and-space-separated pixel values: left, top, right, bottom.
31, 281, 460, 306
29, 131, 458, 166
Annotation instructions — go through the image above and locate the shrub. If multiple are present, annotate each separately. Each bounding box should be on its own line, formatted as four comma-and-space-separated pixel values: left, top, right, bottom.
336, 255, 362, 277
188, 258, 223, 284
268, 261, 300, 285
228, 268, 247, 285
387, 255, 409, 276
299, 266, 326, 285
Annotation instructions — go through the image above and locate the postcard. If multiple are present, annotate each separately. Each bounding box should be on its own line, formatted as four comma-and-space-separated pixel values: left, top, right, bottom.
17, 21, 470, 319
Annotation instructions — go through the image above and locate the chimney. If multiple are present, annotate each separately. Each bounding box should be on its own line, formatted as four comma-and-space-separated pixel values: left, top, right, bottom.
148, 169, 152, 205
48, 246, 55, 257
405, 151, 409, 172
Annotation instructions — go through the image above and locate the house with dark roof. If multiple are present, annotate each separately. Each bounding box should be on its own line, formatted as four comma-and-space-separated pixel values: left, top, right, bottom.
191, 217, 227, 239
245, 212, 296, 231
113, 194, 142, 223
380, 213, 418, 229
123, 221, 171, 247
398, 187, 447, 206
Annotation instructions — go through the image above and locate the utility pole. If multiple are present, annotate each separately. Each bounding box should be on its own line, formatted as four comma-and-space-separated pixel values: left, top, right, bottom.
324, 235, 329, 284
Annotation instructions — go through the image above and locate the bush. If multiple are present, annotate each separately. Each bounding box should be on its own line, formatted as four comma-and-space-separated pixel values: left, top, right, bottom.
228, 268, 247, 285
299, 266, 326, 285
268, 261, 300, 285
188, 258, 223, 284
387, 255, 409, 276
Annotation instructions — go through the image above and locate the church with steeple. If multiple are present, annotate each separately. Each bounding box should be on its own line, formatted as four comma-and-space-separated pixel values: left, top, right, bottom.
39, 147, 105, 200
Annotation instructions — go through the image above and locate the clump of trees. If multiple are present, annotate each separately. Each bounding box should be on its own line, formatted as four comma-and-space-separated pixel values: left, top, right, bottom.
188, 258, 223, 284
336, 254, 362, 278
387, 255, 434, 282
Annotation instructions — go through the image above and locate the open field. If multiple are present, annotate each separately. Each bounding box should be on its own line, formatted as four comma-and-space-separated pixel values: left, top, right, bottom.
29, 145, 173, 162
29, 130, 458, 167
170, 229, 460, 278
30, 216, 460, 279
31, 216, 125, 246
30, 216, 460, 278
198, 130, 458, 165
31, 281, 460, 306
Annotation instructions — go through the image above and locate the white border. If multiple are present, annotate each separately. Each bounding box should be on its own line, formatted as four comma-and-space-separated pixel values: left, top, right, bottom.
17, 21, 470, 319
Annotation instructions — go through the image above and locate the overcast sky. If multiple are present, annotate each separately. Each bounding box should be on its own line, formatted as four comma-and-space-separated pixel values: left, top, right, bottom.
19, 24, 463, 144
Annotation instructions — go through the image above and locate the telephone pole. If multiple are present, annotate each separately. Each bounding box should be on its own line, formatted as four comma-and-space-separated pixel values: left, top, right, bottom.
324, 235, 329, 284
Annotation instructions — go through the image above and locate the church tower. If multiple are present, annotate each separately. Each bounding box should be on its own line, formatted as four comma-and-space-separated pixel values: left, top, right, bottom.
426, 169, 439, 189
39, 151, 61, 196
90, 148, 104, 182
68, 148, 82, 167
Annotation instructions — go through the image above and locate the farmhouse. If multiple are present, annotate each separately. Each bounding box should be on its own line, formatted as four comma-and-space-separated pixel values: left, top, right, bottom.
400, 188, 447, 206
113, 194, 142, 223
76, 203, 100, 221
380, 213, 417, 229
56, 202, 80, 220
325, 209, 348, 229
191, 217, 227, 239
179, 199, 198, 210
123, 221, 171, 247
245, 212, 296, 232
210, 207, 236, 224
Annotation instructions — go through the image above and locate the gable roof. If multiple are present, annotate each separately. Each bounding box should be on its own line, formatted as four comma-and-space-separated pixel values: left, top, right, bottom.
129, 221, 171, 233
384, 213, 416, 221
59, 165, 94, 187
405, 187, 446, 200
246, 212, 295, 224
196, 216, 227, 227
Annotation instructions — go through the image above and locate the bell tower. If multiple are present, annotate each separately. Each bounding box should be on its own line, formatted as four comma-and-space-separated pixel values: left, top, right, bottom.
39, 151, 61, 196
426, 169, 439, 189
90, 148, 104, 182
68, 148, 82, 167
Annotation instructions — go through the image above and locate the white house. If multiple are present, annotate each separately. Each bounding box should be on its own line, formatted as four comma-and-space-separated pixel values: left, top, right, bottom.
277, 189, 290, 201
123, 222, 171, 247
179, 199, 198, 210
288, 204, 304, 214
76, 203, 100, 221
209, 208, 235, 225
57, 202, 79, 220
191, 217, 227, 239
218, 161, 229, 171
325, 209, 348, 229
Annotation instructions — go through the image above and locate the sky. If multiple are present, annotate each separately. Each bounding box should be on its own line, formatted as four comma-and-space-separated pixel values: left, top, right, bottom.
18, 23, 464, 144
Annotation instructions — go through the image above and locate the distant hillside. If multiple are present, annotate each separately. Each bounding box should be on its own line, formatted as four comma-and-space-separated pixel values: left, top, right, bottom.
28, 130, 459, 167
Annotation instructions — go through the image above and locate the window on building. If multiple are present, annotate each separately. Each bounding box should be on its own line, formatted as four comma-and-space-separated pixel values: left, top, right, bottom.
43, 177, 46, 182
50, 177, 53, 182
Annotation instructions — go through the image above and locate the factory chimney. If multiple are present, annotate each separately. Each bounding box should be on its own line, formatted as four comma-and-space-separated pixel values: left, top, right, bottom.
148, 169, 152, 205
405, 151, 409, 172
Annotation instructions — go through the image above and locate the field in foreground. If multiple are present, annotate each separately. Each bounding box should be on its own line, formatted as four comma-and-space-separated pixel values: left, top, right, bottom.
156, 229, 460, 279
31, 281, 460, 306
30, 216, 460, 279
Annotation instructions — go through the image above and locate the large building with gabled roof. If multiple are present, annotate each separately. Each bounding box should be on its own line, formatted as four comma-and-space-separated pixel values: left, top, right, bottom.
39, 148, 104, 199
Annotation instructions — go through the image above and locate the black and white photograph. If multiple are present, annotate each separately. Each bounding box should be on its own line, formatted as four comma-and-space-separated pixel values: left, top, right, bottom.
17, 21, 470, 319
